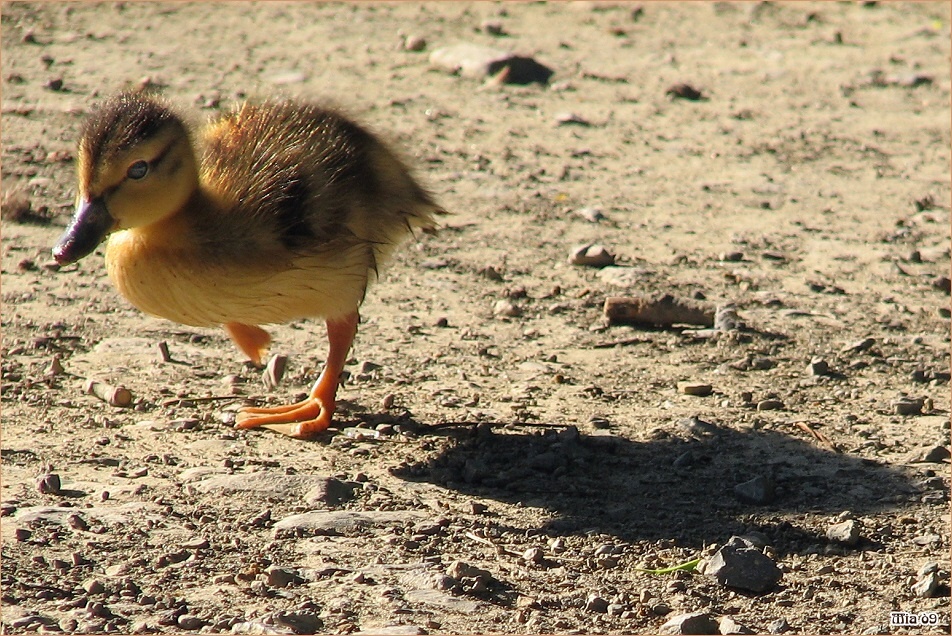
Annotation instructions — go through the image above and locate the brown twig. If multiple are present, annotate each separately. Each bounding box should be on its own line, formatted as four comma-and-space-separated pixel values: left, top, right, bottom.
791, 421, 839, 453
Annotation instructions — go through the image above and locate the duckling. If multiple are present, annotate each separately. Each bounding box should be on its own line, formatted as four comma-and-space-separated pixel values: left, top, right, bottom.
53, 92, 442, 438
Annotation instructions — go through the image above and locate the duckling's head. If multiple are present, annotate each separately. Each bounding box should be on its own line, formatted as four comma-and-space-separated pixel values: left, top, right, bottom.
53, 93, 198, 265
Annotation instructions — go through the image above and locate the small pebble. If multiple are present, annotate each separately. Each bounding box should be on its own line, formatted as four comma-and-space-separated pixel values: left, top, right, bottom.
446, 560, 492, 581
479, 265, 504, 281
83, 578, 106, 595
826, 519, 860, 546
554, 111, 591, 126
756, 399, 784, 411
577, 207, 605, 222
177, 614, 206, 631
493, 299, 522, 317
304, 477, 357, 506
918, 445, 951, 463
678, 382, 713, 397
918, 562, 939, 577
404, 35, 426, 51
481, 20, 505, 35
679, 416, 719, 436
704, 536, 782, 593
47, 357, 65, 376
182, 537, 210, 550
67, 513, 89, 531
584, 594, 609, 613
733, 475, 775, 505
660, 611, 719, 634
807, 357, 829, 376
469, 501, 488, 515
569, 243, 615, 267
266, 565, 305, 588
718, 616, 754, 635
893, 396, 924, 416
932, 276, 951, 294
666, 83, 704, 100
841, 337, 875, 353
912, 572, 940, 598
522, 547, 545, 563
36, 473, 61, 495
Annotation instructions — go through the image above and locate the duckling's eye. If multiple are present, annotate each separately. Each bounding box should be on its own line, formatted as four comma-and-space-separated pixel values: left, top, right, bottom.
126, 160, 149, 180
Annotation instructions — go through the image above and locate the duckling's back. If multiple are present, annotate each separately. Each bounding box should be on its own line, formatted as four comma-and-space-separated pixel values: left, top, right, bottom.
200, 101, 440, 268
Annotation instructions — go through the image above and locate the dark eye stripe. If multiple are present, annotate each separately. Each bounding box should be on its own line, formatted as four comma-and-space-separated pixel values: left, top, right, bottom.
149, 139, 176, 168
124, 139, 179, 181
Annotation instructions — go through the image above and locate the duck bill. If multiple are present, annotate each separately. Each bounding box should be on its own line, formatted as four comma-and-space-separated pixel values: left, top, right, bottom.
52, 197, 115, 265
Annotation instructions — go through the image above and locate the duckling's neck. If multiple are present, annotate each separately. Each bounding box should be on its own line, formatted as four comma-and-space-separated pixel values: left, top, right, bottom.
138, 185, 222, 246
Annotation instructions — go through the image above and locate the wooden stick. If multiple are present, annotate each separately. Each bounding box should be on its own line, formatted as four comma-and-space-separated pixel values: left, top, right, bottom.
83, 379, 132, 407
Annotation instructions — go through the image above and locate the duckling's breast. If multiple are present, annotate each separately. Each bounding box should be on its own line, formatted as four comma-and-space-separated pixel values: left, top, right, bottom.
104, 226, 372, 328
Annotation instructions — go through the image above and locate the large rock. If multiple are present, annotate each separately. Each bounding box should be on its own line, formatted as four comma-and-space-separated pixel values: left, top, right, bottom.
703, 536, 782, 593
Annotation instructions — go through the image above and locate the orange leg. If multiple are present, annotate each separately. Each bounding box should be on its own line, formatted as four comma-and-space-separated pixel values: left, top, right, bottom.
224, 323, 271, 366
235, 312, 358, 438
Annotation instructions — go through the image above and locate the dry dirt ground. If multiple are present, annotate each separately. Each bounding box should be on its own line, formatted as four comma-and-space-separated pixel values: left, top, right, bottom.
1, 2, 951, 634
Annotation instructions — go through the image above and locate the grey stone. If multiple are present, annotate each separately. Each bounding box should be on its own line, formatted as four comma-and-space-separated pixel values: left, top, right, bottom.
918, 561, 939, 577
569, 243, 615, 267
714, 304, 745, 331
841, 337, 875, 353
585, 594, 609, 613
826, 519, 860, 546
807, 357, 829, 376
912, 571, 940, 598
678, 382, 713, 397
35, 473, 61, 495
14, 503, 162, 527
271, 610, 322, 634
190, 471, 327, 499
718, 616, 754, 634
82, 578, 106, 595
919, 445, 951, 463
176, 614, 205, 630
577, 207, 606, 222
303, 478, 358, 507
733, 475, 776, 505
446, 560, 492, 581
893, 396, 925, 416
266, 566, 305, 588
704, 536, 782, 593
404, 588, 479, 612
767, 618, 790, 634
272, 510, 425, 538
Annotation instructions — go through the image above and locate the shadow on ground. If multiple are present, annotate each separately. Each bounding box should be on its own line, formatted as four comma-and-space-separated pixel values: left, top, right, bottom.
390, 420, 921, 554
